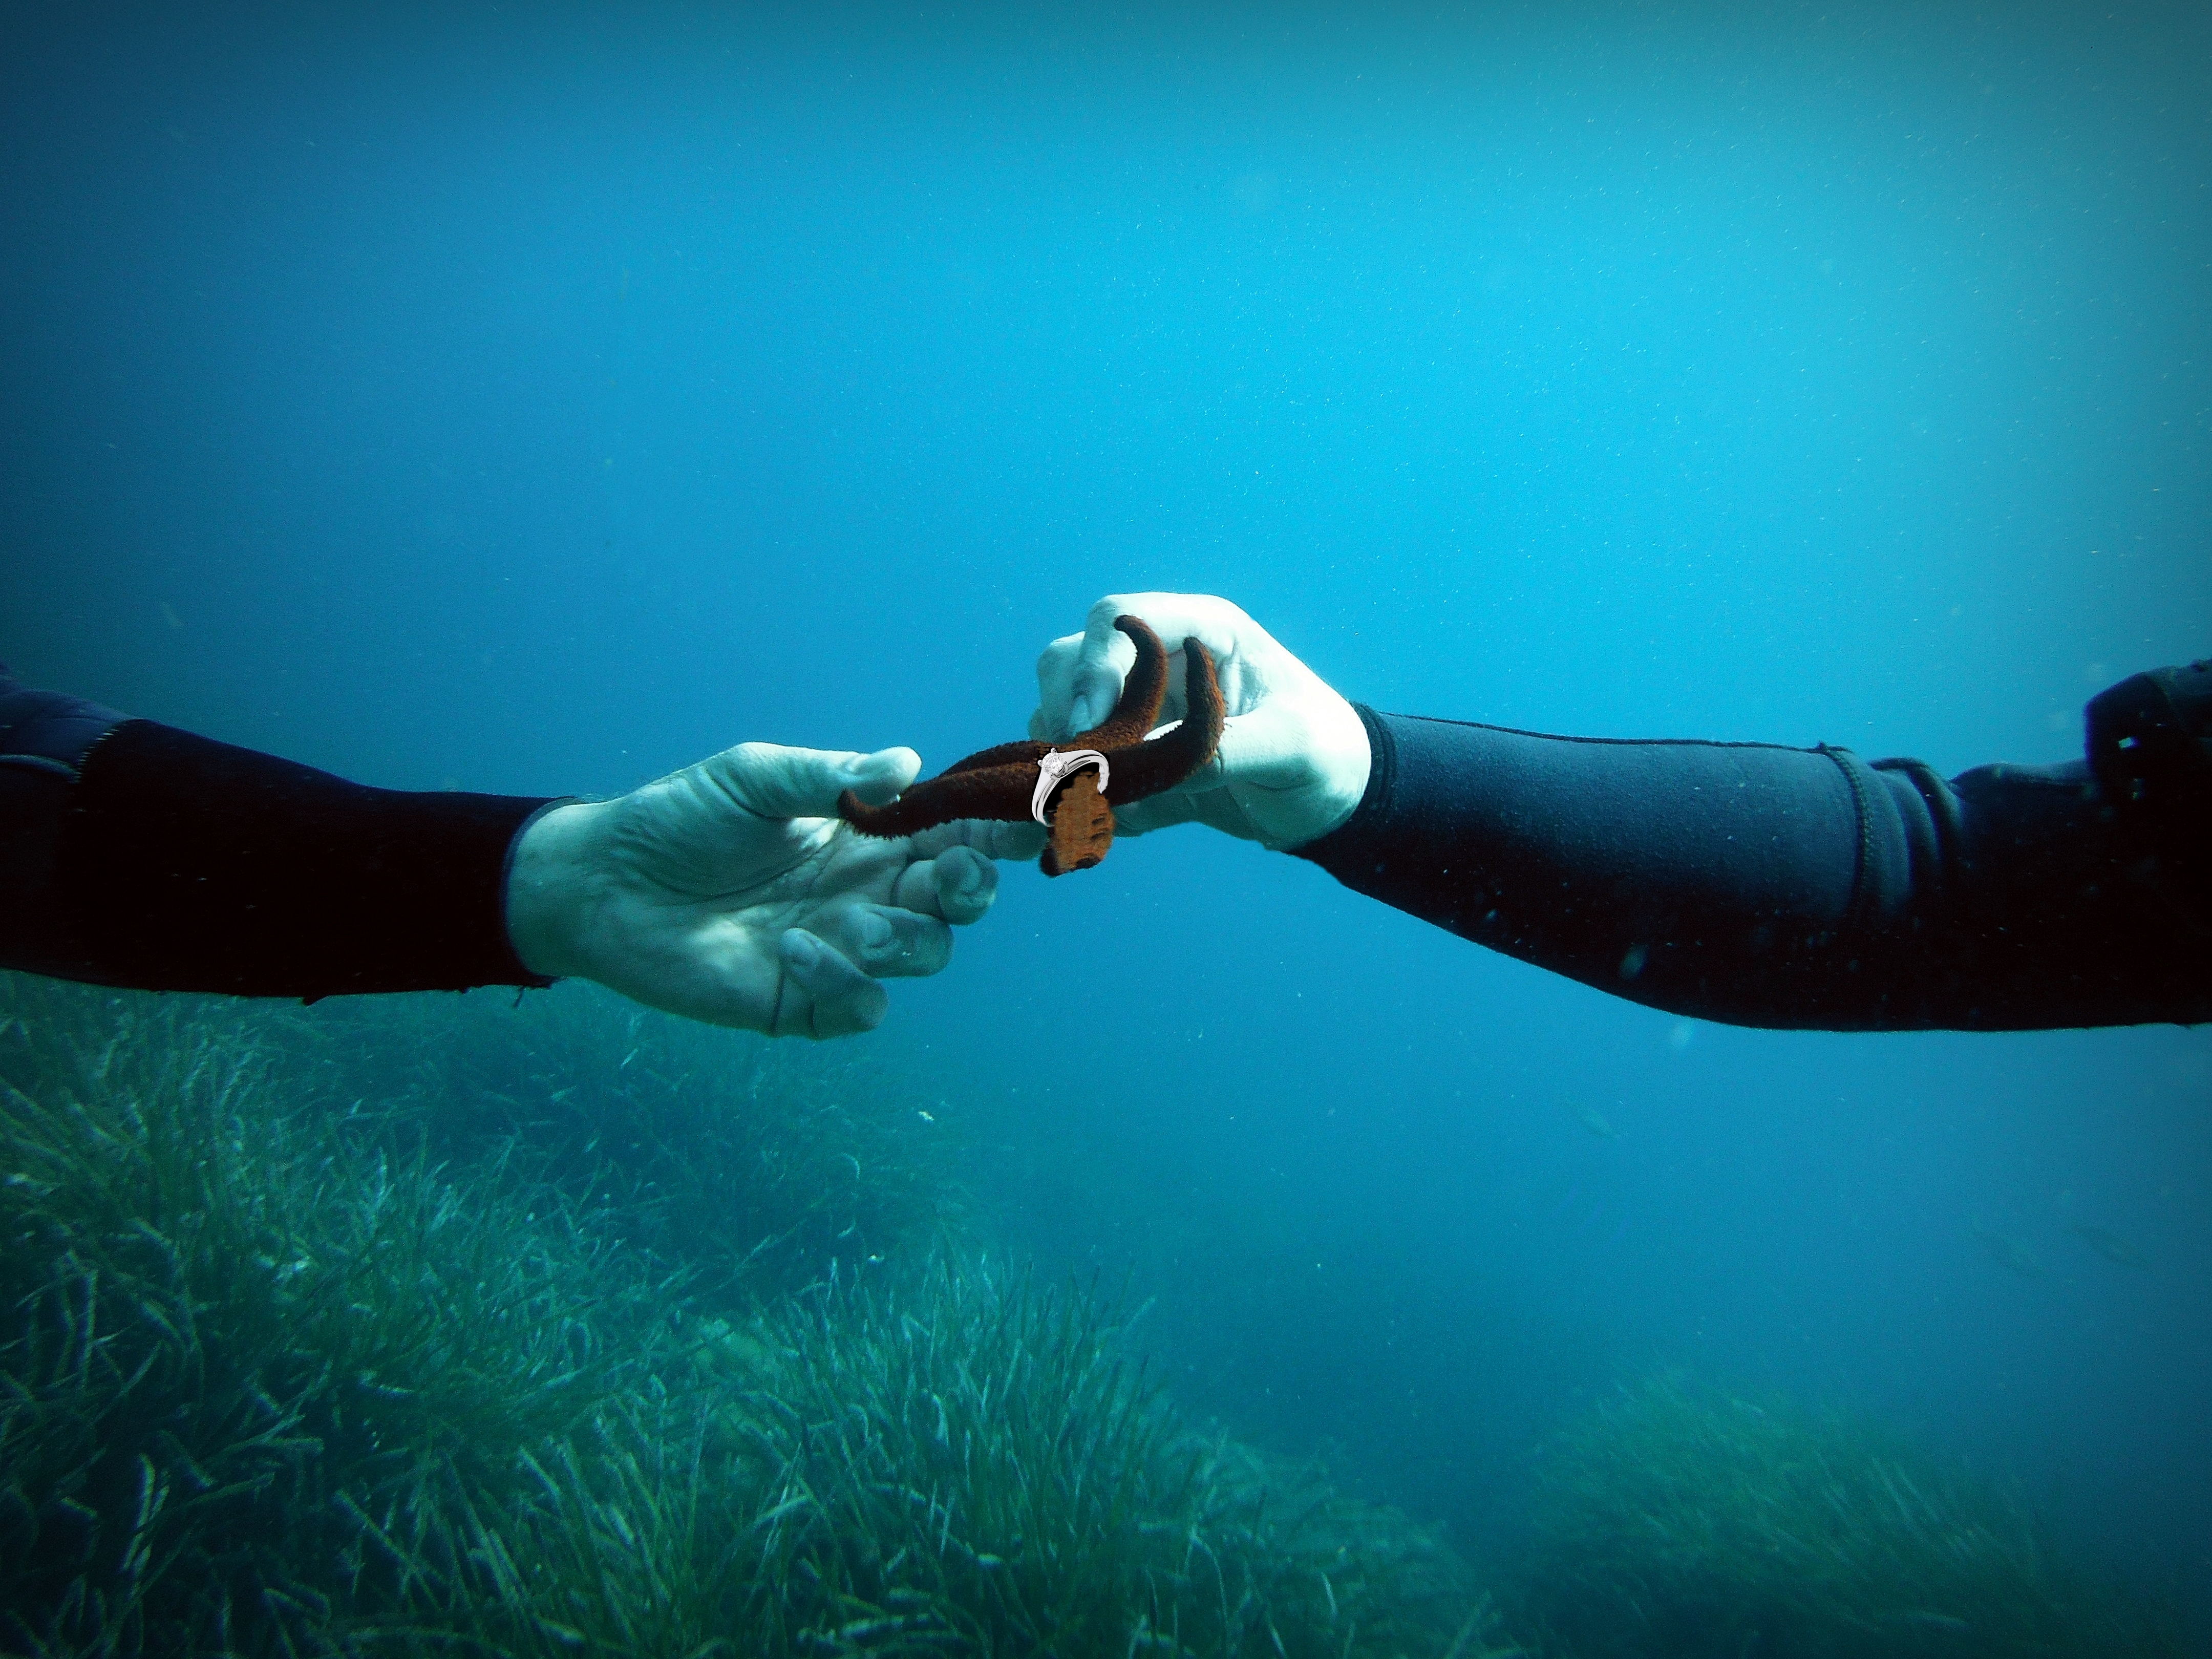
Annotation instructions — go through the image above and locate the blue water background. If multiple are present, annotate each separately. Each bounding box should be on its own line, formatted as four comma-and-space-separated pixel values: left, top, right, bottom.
5, 0, 2209, 1617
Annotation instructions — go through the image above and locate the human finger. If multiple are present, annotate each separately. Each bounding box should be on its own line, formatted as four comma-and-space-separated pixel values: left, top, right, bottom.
1029, 632, 1089, 742
1037, 593, 1280, 739
713, 742, 922, 821
777, 928, 889, 1038
830, 904, 954, 978
1061, 599, 1144, 736
886, 843, 998, 924
904, 817, 1048, 864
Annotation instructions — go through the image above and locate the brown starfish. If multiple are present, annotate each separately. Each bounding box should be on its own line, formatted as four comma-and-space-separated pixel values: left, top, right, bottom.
839, 615, 1225, 876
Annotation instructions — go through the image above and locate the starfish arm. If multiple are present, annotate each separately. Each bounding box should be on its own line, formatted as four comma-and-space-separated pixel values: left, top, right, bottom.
1065, 615, 1170, 751
1096, 639, 1226, 802
839, 613, 1219, 875
839, 759, 1041, 838
1041, 768, 1115, 877
942, 738, 1050, 775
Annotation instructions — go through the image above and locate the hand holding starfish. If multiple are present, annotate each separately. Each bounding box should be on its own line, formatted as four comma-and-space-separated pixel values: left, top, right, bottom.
839, 615, 1225, 876
1030, 593, 1370, 850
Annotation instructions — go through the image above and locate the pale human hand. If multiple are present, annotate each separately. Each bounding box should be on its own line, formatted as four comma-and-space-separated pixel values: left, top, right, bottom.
1029, 593, 1371, 850
503, 742, 1036, 1038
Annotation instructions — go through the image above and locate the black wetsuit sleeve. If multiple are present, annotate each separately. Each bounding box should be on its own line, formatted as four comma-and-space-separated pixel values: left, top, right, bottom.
1289, 689, 2209, 1032
1, 666, 558, 999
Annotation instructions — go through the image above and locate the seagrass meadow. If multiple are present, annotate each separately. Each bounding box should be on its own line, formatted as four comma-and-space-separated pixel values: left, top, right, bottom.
1500, 1376, 2185, 1659
0, 973, 2186, 1657
0, 974, 1502, 1657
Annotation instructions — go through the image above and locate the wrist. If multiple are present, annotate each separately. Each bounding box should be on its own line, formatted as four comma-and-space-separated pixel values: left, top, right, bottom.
1266, 689, 1373, 850
504, 798, 614, 979
1310, 689, 1375, 842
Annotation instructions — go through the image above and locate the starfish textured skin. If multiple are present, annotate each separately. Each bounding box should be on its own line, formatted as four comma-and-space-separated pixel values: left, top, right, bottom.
839, 615, 1224, 876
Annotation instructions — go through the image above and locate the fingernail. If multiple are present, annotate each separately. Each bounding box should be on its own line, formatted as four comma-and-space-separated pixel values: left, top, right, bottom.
783, 931, 818, 970
859, 914, 891, 949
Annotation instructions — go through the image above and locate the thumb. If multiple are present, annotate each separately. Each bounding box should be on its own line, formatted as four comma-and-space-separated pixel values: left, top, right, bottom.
707, 742, 922, 821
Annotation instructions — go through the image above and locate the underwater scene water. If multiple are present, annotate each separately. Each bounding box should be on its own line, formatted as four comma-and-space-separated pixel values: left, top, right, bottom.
3, 3, 2209, 1652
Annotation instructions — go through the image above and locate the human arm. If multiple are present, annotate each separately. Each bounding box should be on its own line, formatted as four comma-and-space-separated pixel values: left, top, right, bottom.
1300, 706, 2206, 1031
1032, 595, 2210, 1031
0, 666, 1025, 1036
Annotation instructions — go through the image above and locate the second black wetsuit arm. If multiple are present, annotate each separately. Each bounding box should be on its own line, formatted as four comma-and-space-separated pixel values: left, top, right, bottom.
1, 666, 559, 1000
1290, 706, 2207, 1031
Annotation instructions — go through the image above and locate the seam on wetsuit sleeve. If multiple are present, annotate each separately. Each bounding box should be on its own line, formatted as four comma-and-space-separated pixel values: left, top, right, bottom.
1817, 746, 1933, 936
1870, 758, 1959, 913
1382, 714, 1841, 757
1815, 745, 1879, 935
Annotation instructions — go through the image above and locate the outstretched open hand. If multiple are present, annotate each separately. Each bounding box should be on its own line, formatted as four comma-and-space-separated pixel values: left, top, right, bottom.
505, 742, 1033, 1037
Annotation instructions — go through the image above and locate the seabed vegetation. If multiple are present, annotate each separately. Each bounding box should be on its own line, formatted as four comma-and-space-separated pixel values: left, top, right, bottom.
1501, 1373, 2185, 1658
0, 973, 2180, 1656
0, 975, 1501, 1657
